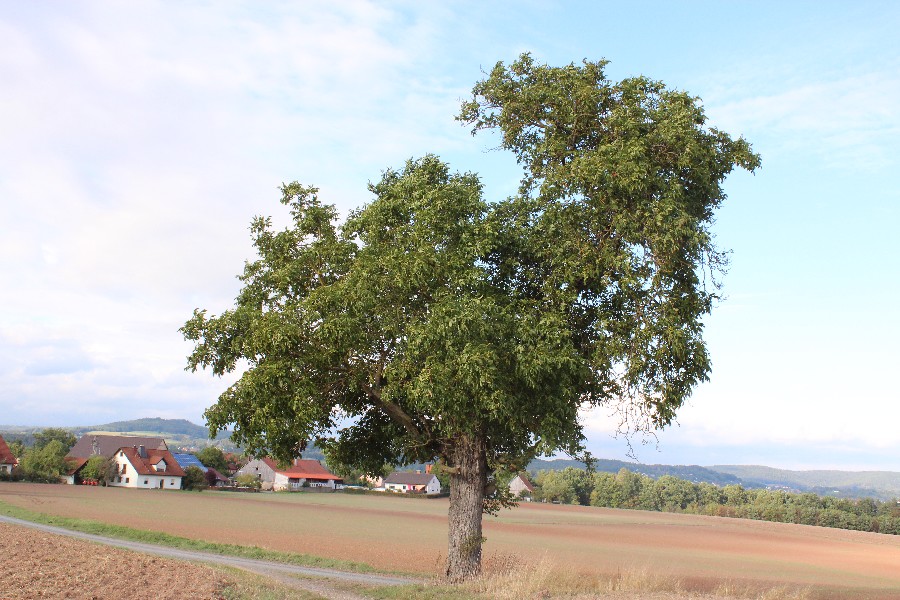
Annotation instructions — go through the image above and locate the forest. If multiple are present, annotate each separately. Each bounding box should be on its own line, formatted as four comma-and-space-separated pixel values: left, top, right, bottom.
531, 467, 900, 535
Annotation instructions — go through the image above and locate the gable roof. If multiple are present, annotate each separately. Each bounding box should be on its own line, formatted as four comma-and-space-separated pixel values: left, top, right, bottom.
68, 434, 168, 459
117, 446, 185, 478
206, 467, 230, 483
384, 472, 438, 486
512, 473, 534, 492
0, 435, 17, 466
274, 459, 342, 481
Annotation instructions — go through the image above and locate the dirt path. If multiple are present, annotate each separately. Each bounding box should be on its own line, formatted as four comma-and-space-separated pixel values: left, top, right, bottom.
0, 514, 416, 600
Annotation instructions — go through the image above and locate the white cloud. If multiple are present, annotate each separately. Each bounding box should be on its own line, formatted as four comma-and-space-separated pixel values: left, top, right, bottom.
704, 69, 900, 171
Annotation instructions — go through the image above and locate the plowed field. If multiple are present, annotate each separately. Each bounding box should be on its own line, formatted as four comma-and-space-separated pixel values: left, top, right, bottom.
2, 483, 898, 599
0, 521, 226, 599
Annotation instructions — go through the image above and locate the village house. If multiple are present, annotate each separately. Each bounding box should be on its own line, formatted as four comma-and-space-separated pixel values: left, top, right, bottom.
508, 473, 535, 499
0, 434, 17, 474
64, 433, 171, 485
235, 457, 343, 491
384, 471, 441, 494
107, 444, 185, 490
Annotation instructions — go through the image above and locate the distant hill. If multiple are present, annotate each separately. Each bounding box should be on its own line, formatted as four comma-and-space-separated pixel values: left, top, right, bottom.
0, 417, 236, 452
709, 465, 900, 500
528, 458, 743, 487
89, 418, 210, 438
77, 417, 236, 452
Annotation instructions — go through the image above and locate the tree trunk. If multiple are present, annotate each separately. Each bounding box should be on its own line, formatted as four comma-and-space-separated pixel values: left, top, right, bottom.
445, 432, 487, 582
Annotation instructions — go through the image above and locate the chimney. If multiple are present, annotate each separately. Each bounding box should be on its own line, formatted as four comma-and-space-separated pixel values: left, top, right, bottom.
138, 445, 147, 459
294, 458, 301, 467
415, 469, 422, 474
425, 464, 432, 474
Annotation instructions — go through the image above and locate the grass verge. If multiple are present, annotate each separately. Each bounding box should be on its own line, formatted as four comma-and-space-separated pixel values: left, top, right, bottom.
356, 555, 814, 600
0, 499, 390, 575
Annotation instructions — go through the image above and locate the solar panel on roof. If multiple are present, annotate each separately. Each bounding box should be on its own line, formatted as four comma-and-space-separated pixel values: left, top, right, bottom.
172, 453, 208, 472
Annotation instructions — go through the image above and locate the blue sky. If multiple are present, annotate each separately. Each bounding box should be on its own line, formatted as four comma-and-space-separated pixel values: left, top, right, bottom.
1, 2, 898, 471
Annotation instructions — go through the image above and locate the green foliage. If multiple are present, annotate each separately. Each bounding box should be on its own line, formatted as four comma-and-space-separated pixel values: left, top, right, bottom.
80, 455, 115, 484
33, 428, 77, 452
532, 465, 900, 535
183, 54, 758, 577
182, 466, 208, 490
196, 446, 230, 473
19, 440, 68, 482
235, 473, 262, 489
7, 439, 25, 458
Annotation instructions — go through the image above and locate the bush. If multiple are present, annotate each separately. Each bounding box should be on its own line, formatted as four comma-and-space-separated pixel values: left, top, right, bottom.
235, 473, 262, 490
182, 466, 207, 491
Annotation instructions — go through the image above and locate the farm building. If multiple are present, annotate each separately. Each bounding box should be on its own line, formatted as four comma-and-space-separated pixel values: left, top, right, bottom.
384, 471, 441, 494
509, 473, 534, 498
272, 459, 343, 491
234, 457, 279, 490
235, 457, 342, 491
0, 435, 17, 474
107, 444, 185, 490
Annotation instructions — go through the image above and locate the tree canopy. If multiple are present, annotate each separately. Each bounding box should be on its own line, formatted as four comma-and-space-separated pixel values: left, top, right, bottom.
183, 53, 758, 580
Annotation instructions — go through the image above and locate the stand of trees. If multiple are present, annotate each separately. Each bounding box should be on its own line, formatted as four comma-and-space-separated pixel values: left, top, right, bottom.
532, 467, 900, 534
1, 428, 78, 482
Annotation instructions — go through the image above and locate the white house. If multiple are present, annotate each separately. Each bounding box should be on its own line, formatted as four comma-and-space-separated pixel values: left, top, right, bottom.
384, 471, 441, 494
107, 445, 185, 490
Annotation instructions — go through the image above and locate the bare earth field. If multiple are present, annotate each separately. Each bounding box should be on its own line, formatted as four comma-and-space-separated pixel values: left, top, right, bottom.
1, 483, 898, 599
0, 521, 227, 599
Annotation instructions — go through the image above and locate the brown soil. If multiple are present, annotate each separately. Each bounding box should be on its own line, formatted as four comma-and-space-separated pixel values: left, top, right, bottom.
2, 483, 899, 599
0, 522, 227, 599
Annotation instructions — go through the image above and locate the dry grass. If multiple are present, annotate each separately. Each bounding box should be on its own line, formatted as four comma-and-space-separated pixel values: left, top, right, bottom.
455, 554, 813, 600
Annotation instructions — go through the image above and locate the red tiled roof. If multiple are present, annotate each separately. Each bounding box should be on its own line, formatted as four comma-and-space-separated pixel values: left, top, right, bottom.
0, 435, 17, 466
118, 447, 186, 478
275, 459, 342, 481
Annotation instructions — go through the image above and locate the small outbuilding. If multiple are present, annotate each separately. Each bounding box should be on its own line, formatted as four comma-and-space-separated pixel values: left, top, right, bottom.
508, 473, 535, 499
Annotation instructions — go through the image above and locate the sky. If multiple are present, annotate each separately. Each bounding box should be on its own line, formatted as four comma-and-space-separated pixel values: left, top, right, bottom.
1, 1, 898, 471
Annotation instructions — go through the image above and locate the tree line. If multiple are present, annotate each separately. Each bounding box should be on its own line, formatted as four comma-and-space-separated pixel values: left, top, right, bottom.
531, 467, 900, 535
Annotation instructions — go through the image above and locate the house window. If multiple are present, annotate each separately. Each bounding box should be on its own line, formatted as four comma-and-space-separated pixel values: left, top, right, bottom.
144, 480, 148, 485
125, 477, 129, 483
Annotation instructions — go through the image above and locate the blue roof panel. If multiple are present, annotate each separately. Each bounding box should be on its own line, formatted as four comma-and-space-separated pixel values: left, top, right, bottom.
172, 452, 208, 472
